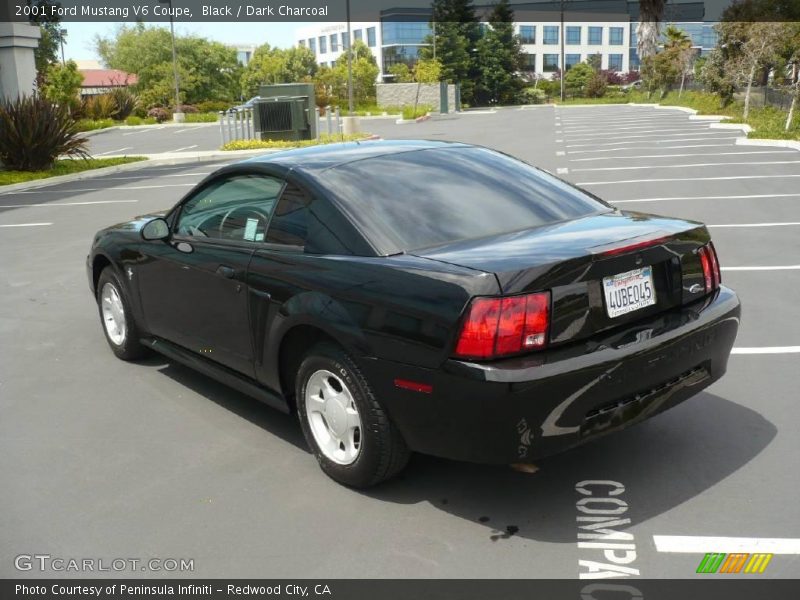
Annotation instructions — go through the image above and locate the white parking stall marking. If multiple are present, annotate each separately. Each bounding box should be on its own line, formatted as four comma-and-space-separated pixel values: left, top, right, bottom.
87, 172, 211, 181
613, 193, 800, 204
170, 145, 199, 153
563, 123, 711, 133
571, 160, 800, 172
0, 200, 139, 207
568, 144, 741, 155
0, 222, 53, 227
10, 183, 196, 194
653, 536, 800, 553
722, 265, 800, 271
568, 150, 797, 162
709, 222, 800, 228
578, 174, 800, 186
121, 127, 164, 136
92, 147, 133, 156
565, 130, 719, 141
567, 136, 740, 149
731, 347, 800, 354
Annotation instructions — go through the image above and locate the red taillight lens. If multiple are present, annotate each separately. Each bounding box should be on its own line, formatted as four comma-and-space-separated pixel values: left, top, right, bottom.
698, 241, 721, 293
454, 292, 550, 360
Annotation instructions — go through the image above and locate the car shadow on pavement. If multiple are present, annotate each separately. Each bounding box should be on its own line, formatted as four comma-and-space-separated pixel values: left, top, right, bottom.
149, 358, 307, 451
362, 392, 776, 544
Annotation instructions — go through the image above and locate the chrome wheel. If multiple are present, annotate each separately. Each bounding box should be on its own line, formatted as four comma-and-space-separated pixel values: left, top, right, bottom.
304, 369, 362, 465
100, 282, 127, 346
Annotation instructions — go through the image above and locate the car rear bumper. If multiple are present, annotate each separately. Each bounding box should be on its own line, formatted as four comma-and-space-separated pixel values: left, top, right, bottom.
360, 286, 740, 464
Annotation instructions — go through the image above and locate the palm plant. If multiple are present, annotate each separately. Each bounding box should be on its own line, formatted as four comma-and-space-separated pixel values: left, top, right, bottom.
637, 0, 667, 61
664, 25, 694, 97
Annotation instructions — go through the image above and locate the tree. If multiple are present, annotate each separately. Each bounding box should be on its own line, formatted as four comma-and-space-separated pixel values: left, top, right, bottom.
664, 25, 694, 97
41, 60, 83, 114
641, 49, 682, 98
719, 21, 787, 120
411, 58, 443, 115
636, 0, 667, 61
784, 24, 800, 132
26, 1, 65, 85
96, 24, 240, 107
421, 0, 481, 102
564, 63, 594, 97
240, 44, 317, 96
314, 41, 379, 107
697, 46, 736, 106
473, 0, 524, 105
388, 63, 413, 83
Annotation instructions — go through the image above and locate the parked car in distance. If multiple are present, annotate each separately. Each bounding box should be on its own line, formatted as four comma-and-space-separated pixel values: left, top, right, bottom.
231, 96, 262, 112
622, 80, 643, 92
87, 140, 740, 487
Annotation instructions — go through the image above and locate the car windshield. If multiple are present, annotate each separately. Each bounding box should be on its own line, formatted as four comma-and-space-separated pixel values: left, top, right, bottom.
320, 146, 608, 255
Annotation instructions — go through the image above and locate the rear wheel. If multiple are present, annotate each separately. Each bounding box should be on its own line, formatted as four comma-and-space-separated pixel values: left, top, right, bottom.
96, 267, 148, 361
296, 342, 410, 487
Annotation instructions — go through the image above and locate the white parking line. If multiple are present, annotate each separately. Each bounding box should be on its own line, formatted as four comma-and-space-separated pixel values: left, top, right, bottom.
572, 160, 800, 172
568, 151, 797, 162
0, 222, 53, 227
565, 130, 715, 141
568, 144, 739, 155
722, 265, 800, 271
170, 145, 199, 152
0, 200, 138, 207
732, 347, 800, 354
11, 183, 195, 194
709, 222, 800, 228
653, 535, 800, 553
93, 147, 133, 156
121, 127, 163, 136
579, 174, 800, 186
563, 123, 710, 133
89, 172, 211, 181
567, 136, 740, 148
613, 193, 800, 204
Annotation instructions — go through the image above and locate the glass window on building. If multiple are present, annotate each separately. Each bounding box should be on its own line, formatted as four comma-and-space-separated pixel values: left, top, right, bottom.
353, 29, 362, 42
566, 26, 581, 45
319, 36, 327, 54
588, 26, 602, 45
341, 32, 349, 50
330, 34, 338, 52
367, 27, 377, 47
565, 54, 581, 70
523, 53, 536, 71
298, 39, 305, 47
519, 25, 535, 44
543, 26, 559, 45
629, 47, 640, 70
608, 53, 623, 71
609, 27, 624, 45
309, 37, 316, 54
382, 45, 425, 70
381, 21, 431, 45
543, 53, 559, 72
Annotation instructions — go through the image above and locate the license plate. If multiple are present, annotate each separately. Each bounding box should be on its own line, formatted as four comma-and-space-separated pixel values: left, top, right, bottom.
603, 266, 656, 318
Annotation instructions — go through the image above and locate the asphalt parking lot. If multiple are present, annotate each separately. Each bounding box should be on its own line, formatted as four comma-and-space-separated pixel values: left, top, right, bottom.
1, 105, 798, 579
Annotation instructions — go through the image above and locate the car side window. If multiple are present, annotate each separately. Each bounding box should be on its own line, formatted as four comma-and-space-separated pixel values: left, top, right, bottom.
266, 182, 310, 247
176, 175, 284, 242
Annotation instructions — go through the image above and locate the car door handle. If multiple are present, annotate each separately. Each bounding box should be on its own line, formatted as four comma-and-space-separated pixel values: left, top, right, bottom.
216, 265, 236, 279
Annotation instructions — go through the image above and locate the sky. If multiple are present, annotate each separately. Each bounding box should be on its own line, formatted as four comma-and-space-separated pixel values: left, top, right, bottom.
62, 22, 306, 62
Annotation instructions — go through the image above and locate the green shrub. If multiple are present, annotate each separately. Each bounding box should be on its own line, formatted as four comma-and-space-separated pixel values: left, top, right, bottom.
0, 157, 147, 185
124, 116, 158, 126
83, 94, 117, 120
196, 100, 233, 113
147, 107, 171, 123
0, 94, 90, 171
75, 118, 115, 131
221, 133, 371, 151
520, 87, 547, 104
585, 73, 609, 98
184, 112, 220, 123
402, 104, 432, 120
109, 88, 139, 120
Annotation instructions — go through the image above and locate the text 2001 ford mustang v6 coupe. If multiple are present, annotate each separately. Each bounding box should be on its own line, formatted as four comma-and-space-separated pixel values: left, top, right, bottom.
87, 141, 740, 487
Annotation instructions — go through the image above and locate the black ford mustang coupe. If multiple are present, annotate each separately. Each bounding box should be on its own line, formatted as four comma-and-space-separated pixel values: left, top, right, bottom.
87, 140, 740, 487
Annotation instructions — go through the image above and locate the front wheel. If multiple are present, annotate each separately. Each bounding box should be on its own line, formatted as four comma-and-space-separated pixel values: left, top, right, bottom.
96, 267, 148, 361
296, 343, 410, 487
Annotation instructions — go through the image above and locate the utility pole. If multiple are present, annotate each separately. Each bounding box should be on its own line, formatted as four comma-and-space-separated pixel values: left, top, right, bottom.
560, 0, 565, 101
346, 0, 354, 115
59, 28, 66, 64
159, 0, 183, 122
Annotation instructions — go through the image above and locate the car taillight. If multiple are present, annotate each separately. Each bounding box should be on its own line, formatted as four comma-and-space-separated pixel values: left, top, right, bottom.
698, 242, 721, 293
454, 291, 550, 360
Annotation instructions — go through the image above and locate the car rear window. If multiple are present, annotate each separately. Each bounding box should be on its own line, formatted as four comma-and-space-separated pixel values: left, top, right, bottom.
320, 147, 607, 255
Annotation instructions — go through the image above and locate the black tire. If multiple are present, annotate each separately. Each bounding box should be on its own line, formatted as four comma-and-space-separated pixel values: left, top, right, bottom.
96, 266, 148, 361
296, 342, 410, 487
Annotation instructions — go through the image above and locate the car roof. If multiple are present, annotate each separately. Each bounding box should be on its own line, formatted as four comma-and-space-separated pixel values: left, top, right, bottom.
238, 139, 471, 173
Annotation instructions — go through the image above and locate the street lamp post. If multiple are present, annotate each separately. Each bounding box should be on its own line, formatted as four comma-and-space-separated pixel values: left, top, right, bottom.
560, 0, 566, 102
159, 0, 183, 122
59, 28, 66, 65
346, 0, 354, 115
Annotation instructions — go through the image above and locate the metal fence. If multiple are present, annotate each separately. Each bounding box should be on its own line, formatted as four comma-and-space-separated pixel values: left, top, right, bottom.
219, 106, 342, 145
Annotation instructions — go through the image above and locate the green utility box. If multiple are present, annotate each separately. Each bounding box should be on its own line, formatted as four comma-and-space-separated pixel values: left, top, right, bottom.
254, 83, 316, 141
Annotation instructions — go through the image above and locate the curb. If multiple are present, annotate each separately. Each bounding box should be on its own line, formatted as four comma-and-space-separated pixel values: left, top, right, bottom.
736, 138, 800, 152
80, 121, 218, 138
710, 122, 753, 133
0, 150, 273, 195
395, 113, 432, 125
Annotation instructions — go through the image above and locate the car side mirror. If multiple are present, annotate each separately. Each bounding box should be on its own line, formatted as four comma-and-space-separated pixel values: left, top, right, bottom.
141, 217, 170, 241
